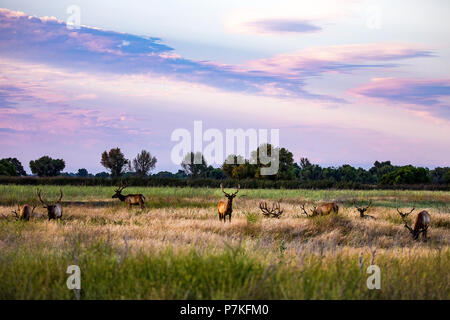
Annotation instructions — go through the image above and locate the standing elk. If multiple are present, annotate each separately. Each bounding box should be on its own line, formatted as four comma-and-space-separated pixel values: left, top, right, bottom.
37, 188, 63, 220
217, 184, 239, 222
300, 202, 339, 217
112, 182, 146, 209
12, 204, 36, 221
353, 199, 375, 219
396, 205, 431, 241
259, 201, 284, 219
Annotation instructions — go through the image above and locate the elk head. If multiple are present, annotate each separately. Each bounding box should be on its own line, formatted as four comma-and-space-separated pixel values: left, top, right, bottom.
259, 201, 284, 219
220, 183, 240, 201
37, 188, 63, 220
353, 199, 374, 218
112, 182, 128, 199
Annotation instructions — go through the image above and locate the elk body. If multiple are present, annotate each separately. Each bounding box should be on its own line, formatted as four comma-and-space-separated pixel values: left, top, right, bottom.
300, 202, 339, 217
397, 205, 431, 241
112, 183, 145, 209
37, 188, 63, 220
12, 204, 36, 221
217, 184, 239, 222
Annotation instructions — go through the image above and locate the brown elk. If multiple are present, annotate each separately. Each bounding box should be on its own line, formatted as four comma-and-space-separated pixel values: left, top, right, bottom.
259, 201, 284, 219
396, 205, 431, 241
353, 199, 375, 219
217, 184, 239, 222
12, 204, 36, 221
37, 188, 63, 220
300, 202, 339, 217
112, 182, 146, 209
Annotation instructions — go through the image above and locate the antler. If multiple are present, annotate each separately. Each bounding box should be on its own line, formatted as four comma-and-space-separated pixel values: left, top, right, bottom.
299, 203, 311, 217
353, 199, 372, 212
231, 184, 240, 196
259, 201, 283, 218
220, 183, 229, 196
36, 188, 48, 207
57, 188, 63, 203
220, 183, 239, 197
396, 203, 415, 220
11, 204, 20, 219
116, 181, 128, 193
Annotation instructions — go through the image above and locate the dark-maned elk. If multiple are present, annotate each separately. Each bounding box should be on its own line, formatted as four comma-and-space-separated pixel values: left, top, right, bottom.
37, 188, 63, 220
353, 199, 375, 219
12, 204, 36, 221
259, 201, 284, 219
218, 184, 239, 222
396, 205, 431, 241
112, 182, 146, 209
300, 202, 339, 217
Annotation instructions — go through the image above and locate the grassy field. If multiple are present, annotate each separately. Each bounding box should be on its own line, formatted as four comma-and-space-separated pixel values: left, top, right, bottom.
0, 185, 449, 299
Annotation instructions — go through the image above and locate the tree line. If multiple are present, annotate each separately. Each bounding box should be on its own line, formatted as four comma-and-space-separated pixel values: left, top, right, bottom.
1, 144, 449, 186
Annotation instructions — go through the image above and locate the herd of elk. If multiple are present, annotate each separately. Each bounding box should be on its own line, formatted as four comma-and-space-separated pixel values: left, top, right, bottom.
112, 182, 146, 209
37, 188, 64, 220
217, 184, 240, 222
396, 205, 431, 241
299, 202, 339, 217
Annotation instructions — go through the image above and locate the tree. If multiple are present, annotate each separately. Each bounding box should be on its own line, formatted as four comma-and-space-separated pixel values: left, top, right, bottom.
181, 152, 208, 178
132, 150, 157, 176
251, 144, 295, 179
95, 171, 110, 178
0, 159, 17, 176
77, 168, 89, 177
380, 165, 430, 185
101, 148, 129, 177
222, 154, 245, 178
29, 156, 65, 177
3, 158, 26, 176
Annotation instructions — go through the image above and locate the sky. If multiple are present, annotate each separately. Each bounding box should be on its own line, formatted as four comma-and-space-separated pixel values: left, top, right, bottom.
0, 0, 449, 174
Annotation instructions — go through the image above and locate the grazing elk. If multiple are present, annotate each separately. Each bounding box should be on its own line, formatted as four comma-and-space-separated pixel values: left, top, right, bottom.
396, 205, 431, 241
217, 184, 239, 222
300, 202, 339, 217
259, 201, 284, 219
112, 182, 146, 209
353, 199, 375, 219
11, 204, 36, 221
37, 188, 63, 220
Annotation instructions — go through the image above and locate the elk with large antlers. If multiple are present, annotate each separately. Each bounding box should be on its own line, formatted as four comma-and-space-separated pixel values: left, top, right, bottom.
353, 199, 375, 219
37, 188, 63, 220
259, 201, 284, 219
218, 184, 240, 222
112, 182, 146, 209
300, 202, 339, 217
396, 204, 431, 241
12, 204, 36, 221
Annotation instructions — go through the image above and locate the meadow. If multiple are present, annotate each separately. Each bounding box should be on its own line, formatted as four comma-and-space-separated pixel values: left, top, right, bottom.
0, 185, 448, 299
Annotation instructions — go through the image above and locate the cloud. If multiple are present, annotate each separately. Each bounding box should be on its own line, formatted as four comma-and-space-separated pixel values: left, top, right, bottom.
242, 44, 433, 76
0, 8, 434, 103
243, 19, 322, 34
350, 78, 450, 119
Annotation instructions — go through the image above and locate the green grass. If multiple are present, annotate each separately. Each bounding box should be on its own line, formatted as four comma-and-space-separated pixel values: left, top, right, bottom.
0, 240, 448, 300
1, 185, 449, 211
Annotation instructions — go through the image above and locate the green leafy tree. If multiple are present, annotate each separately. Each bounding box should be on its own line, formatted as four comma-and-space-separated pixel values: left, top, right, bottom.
3, 158, 26, 176
0, 159, 17, 176
29, 156, 65, 177
380, 165, 430, 185
132, 150, 157, 176
77, 168, 89, 177
101, 148, 129, 177
222, 154, 245, 178
181, 152, 208, 178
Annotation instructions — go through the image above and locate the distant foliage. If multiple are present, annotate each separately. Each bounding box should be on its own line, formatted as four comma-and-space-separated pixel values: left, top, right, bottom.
29, 156, 65, 177
181, 152, 208, 178
0, 159, 17, 176
101, 148, 129, 177
380, 165, 430, 185
132, 150, 157, 176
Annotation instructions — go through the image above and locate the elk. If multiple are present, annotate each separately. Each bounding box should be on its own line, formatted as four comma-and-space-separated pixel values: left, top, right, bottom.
300, 202, 339, 217
112, 182, 145, 209
37, 188, 63, 220
259, 201, 284, 219
353, 199, 375, 219
11, 204, 36, 221
396, 205, 431, 241
217, 184, 239, 222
